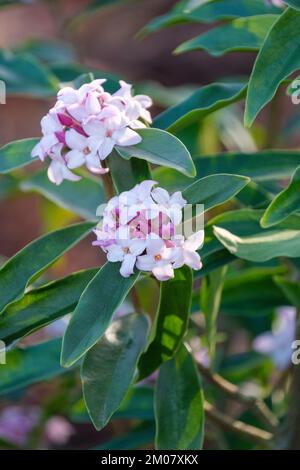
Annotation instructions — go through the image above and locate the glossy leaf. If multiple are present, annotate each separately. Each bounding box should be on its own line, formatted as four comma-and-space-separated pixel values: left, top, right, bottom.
284, 1, 300, 11
138, 266, 192, 380
155, 344, 204, 450
153, 82, 246, 133
245, 8, 300, 126
201, 266, 227, 360
182, 173, 250, 210
0, 50, 59, 97
222, 267, 289, 316
261, 164, 300, 227
274, 276, 300, 309
175, 15, 277, 57
213, 209, 300, 262
116, 128, 196, 178
0, 221, 94, 314
81, 313, 149, 430
0, 138, 38, 174
0, 269, 97, 345
154, 150, 300, 192
71, 386, 154, 423
61, 263, 139, 367
21, 170, 104, 220
142, 0, 280, 36
0, 339, 65, 396
108, 151, 152, 193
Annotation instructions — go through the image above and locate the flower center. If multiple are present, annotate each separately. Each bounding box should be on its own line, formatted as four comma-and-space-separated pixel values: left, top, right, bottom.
154, 254, 162, 261
83, 147, 90, 155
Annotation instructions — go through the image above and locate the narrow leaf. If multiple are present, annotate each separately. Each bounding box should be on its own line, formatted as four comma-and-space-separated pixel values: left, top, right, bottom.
182, 173, 250, 210
0, 269, 97, 345
261, 164, 300, 227
61, 263, 139, 367
0, 221, 94, 314
116, 128, 196, 178
201, 266, 227, 360
81, 313, 149, 430
0, 339, 65, 396
138, 266, 192, 380
153, 82, 246, 133
155, 344, 204, 450
0, 138, 38, 174
175, 15, 277, 57
21, 170, 104, 220
245, 8, 300, 126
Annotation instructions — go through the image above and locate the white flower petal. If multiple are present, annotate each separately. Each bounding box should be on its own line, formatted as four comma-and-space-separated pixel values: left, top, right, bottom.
151, 187, 170, 206
152, 264, 174, 281
115, 127, 142, 146
120, 254, 136, 278
66, 149, 85, 169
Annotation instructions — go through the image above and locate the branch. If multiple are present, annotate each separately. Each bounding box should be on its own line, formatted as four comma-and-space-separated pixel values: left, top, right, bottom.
204, 401, 273, 448
196, 360, 278, 430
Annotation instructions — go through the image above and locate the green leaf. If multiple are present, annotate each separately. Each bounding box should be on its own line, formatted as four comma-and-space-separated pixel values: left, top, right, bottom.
0, 269, 97, 345
261, 164, 300, 227
0, 50, 59, 97
142, 0, 280, 36
213, 209, 300, 262
81, 313, 149, 430
175, 15, 277, 57
196, 249, 235, 279
14, 39, 76, 66
274, 276, 300, 309
0, 138, 38, 174
21, 170, 104, 220
153, 82, 246, 133
108, 151, 152, 193
201, 266, 227, 360
0, 339, 65, 396
245, 7, 300, 126
182, 173, 250, 210
222, 267, 289, 316
154, 150, 300, 192
155, 344, 204, 450
138, 266, 192, 380
71, 386, 154, 423
61, 263, 139, 367
116, 128, 196, 178
0, 221, 94, 314
284, 1, 300, 12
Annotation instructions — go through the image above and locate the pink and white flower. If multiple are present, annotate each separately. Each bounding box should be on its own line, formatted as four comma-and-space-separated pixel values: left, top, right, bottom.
93, 180, 204, 281
32, 79, 152, 185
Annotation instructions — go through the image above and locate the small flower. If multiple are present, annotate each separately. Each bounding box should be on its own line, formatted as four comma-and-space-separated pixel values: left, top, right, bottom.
253, 307, 296, 370
136, 235, 177, 281
93, 180, 204, 281
32, 78, 152, 185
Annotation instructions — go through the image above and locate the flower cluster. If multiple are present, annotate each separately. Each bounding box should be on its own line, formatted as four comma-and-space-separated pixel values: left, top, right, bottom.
93, 180, 204, 281
32, 79, 152, 185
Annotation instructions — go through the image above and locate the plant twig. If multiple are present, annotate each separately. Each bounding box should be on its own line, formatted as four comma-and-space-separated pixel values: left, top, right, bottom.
196, 360, 278, 430
204, 401, 273, 448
